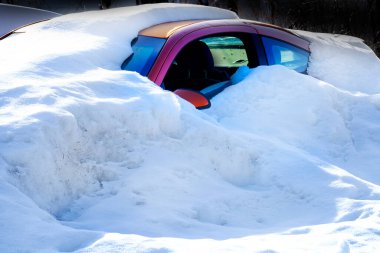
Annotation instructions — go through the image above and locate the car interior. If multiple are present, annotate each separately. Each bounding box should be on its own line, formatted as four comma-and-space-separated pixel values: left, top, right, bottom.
163, 40, 230, 92
163, 34, 256, 98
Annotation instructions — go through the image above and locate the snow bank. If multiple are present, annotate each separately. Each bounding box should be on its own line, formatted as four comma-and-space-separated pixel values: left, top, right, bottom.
0, 3, 237, 214
0, 4, 240, 252
1, 3, 380, 253
295, 30, 380, 94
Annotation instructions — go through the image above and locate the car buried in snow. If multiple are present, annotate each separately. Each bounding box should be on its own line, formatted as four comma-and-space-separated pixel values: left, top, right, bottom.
121, 19, 311, 109
1, 10, 310, 109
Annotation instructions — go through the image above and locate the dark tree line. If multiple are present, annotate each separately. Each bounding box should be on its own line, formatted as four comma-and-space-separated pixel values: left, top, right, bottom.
234, 0, 380, 56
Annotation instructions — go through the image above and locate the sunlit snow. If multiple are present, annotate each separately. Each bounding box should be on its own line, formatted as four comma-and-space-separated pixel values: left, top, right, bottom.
1, 3, 380, 253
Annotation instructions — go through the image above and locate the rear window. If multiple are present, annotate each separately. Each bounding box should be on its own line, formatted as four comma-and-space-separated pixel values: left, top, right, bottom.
121, 36, 166, 76
262, 36, 309, 73
200, 36, 249, 67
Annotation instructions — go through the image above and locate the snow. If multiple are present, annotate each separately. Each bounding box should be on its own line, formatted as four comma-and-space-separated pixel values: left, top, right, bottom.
294, 30, 380, 94
1, 3, 380, 253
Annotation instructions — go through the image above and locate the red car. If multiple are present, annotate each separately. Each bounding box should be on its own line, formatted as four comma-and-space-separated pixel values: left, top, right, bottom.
122, 19, 310, 109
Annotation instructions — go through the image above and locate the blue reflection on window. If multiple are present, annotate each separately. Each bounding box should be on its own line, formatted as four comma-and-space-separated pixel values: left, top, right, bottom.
121, 36, 166, 76
262, 36, 309, 73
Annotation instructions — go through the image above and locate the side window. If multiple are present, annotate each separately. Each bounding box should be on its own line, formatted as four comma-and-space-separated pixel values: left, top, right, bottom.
200, 36, 248, 67
262, 37, 309, 73
163, 34, 250, 92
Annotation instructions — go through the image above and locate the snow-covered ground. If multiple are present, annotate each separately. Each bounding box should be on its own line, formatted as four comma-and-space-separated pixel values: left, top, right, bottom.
1, 3, 380, 253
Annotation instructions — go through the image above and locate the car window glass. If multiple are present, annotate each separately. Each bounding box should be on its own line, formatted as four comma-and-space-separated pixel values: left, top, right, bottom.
262, 36, 309, 73
121, 36, 166, 76
200, 36, 248, 67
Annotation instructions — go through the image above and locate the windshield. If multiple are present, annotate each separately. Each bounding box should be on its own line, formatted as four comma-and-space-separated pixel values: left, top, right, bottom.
121, 36, 166, 76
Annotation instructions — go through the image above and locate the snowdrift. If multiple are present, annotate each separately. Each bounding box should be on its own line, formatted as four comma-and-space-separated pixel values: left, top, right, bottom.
1, 3, 380, 253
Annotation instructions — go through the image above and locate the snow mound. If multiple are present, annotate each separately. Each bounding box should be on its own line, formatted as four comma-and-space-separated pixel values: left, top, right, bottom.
0, 3, 238, 214
295, 30, 380, 94
1, 4, 380, 253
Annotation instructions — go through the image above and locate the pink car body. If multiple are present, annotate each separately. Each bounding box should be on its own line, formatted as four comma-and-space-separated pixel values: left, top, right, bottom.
139, 19, 310, 86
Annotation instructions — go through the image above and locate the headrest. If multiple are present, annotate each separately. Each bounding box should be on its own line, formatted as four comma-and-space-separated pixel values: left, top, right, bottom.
176, 40, 214, 69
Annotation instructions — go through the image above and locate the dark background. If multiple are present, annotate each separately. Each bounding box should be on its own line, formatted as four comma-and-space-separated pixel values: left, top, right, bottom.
1, 0, 379, 56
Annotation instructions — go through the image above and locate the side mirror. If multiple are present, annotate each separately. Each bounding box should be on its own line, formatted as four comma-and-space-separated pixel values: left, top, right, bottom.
174, 89, 211, 109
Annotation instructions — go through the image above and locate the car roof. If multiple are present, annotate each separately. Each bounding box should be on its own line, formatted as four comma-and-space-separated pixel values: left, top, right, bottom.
139, 20, 203, 38
0, 4, 60, 40
139, 19, 310, 51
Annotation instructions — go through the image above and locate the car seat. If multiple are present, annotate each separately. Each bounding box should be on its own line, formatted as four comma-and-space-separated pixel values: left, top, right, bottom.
164, 40, 229, 91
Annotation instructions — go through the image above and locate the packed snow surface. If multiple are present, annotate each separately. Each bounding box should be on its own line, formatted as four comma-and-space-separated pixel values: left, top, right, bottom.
1, 3, 380, 253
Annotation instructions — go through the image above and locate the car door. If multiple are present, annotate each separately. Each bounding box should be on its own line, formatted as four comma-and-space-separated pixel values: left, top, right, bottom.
147, 24, 260, 87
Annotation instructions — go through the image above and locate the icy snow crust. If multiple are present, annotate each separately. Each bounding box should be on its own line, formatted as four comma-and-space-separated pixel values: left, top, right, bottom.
1, 4, 380, 253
